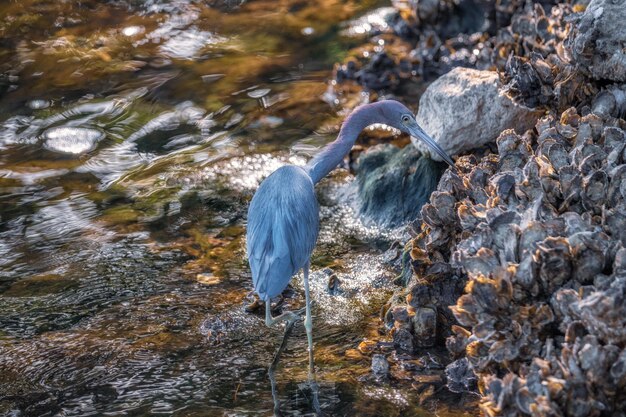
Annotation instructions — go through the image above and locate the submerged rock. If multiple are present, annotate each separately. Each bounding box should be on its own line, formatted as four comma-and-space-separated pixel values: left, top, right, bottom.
27, 99, 51, 110
42, 126, 105, 155
412, 307, 437, 348
371, 353, 390, 377
413, 68, 541, 160
445, 358, 477, 394
393, 328, 415, 353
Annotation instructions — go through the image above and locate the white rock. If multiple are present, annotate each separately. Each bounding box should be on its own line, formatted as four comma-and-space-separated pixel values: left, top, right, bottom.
412, 67, 541, 160
27, 99, 51, 110
43, 126, 105, 154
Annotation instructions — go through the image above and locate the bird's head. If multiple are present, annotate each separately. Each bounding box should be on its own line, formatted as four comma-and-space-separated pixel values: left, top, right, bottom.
378, 100, 455, 168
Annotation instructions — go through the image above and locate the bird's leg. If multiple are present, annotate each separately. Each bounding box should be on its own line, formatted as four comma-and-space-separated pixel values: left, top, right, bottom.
303, 262, 315, 382
265, 299, 302, 327
268, 312, 298, 417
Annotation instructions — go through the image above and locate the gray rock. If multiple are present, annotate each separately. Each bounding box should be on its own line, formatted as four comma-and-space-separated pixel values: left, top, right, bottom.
371, 354, 390, 377
413, 307, 437, 347
445, 358, 477, 393
569, 0, 626, 82
393, 328, 415, 353
413, 67, 541, 159
356, 144, 447, 227
415, 0, 440, 21
392, 306, 410, 322
610, 348, 626, 385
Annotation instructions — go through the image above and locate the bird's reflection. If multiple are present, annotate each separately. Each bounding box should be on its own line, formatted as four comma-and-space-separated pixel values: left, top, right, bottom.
268, 318, 322, 416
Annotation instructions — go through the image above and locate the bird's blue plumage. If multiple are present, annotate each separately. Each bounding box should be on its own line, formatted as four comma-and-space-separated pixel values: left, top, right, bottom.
245, 101, 455, 382
246, 101, 454, 303
246, 165, 319, 300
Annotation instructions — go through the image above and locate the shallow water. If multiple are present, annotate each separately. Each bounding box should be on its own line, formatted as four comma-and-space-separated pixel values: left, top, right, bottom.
0, 1, 473, 416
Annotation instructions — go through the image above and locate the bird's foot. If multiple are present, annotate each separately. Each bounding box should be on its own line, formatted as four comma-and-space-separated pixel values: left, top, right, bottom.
297, 379, 322, 416
270, 294, 286, 314
279, 307, 306, 322
266, 310, 302, 327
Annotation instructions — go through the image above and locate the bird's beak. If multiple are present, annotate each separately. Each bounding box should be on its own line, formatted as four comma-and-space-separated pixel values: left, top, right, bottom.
407, 123, 456, 168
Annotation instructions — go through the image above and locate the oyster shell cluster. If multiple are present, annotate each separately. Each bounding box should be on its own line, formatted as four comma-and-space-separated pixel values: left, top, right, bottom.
334, 0, 626, 414
334, 0, 573, 94
399, 106, 626, 415
412, 31, 626, 417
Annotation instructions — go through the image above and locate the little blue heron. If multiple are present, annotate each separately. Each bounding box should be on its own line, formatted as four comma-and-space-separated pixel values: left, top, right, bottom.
246, 100, 454, 380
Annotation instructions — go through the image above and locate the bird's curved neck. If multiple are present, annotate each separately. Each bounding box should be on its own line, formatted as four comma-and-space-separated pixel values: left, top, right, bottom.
305, 103, 384, 184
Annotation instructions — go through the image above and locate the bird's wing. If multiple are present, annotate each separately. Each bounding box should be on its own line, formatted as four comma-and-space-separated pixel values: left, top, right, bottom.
246, 166, 319, 299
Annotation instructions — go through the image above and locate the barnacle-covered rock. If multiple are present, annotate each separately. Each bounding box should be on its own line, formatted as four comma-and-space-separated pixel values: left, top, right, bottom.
577, 277, 626, 344
446, 325, 472, 358
568, 0, 626, 82
534, 236, 571, 293
335, 0, 626, 412
441, 116, 626, 415
592, 85, 626, 119
498, 3, 584, 110
568, 232, 612, 283
413, 307, 437, 347
497, 130, 533, 171
393, 328, 415, 353
386, 101, 626, 414
445, 357, 477, 393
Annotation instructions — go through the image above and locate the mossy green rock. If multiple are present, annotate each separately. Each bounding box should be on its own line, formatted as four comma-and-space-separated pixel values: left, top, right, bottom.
356, 144, 447, 227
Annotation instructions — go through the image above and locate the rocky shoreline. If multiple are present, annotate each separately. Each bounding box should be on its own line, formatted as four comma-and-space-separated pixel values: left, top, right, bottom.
332, 0, 626, 415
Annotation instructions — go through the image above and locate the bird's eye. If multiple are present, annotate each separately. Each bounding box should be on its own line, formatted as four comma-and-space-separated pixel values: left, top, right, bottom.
401, 115, 411, 123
